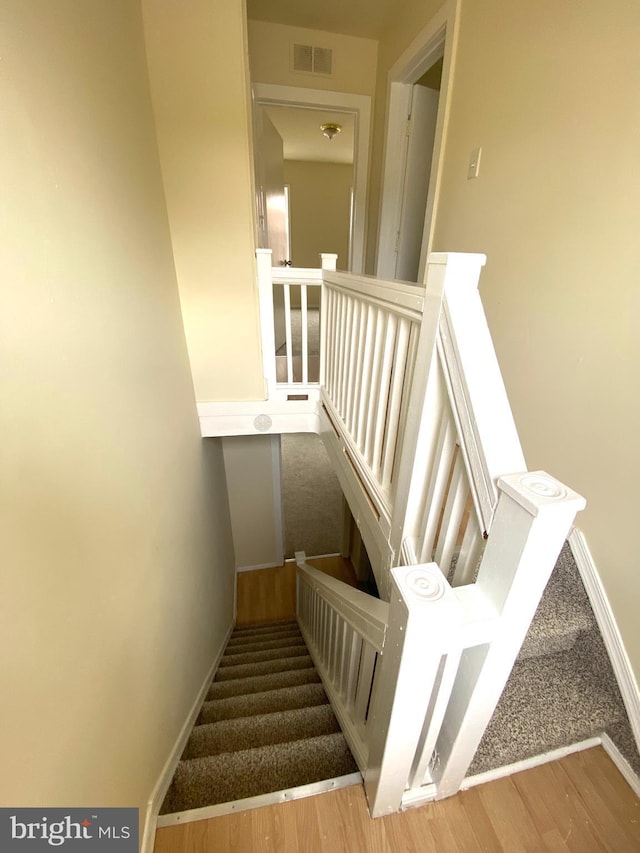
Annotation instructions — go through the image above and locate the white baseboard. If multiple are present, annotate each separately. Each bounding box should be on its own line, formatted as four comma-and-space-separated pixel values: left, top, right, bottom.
236, 561, 282, 573
140, 621, 234, 853
600, 732, 640, 798
569, 528, 640, 754
459, 738, 601, 792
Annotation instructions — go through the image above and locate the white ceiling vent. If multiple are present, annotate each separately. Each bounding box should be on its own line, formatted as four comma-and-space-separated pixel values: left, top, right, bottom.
292, 43, 333, 77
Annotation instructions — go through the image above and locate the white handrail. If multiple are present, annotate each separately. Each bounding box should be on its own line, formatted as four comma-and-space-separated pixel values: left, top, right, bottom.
295, 555, 389, 652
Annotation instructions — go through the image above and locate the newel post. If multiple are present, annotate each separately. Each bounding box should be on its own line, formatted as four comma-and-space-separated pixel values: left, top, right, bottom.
364, 564, 463, 817
320, 252, 338, 271
256, 249, 276, 397
431, 470, 586, 798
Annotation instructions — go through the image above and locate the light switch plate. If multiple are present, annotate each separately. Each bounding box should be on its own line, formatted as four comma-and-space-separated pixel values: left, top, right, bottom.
467, 147, 482, 179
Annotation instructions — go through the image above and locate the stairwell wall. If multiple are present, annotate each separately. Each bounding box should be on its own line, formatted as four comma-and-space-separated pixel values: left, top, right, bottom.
0, 0, 235, 825
369, 0, 640, 687
142, 0, 265, 402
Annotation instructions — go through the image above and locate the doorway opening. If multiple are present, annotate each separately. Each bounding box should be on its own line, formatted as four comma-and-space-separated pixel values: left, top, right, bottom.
253, 84, 371, 275
376, 1, 459, 283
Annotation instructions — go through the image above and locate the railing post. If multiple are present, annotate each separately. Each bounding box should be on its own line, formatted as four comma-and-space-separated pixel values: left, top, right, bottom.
364, 563, 463, 817
389, 253, 487, 561
320, 253, 338, 271
256, 248, 276, 398
430, 471, 586, 798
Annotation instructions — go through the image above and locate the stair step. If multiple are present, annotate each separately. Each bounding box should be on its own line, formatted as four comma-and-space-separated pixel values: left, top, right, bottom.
470, 631, 625, 775
230, 620, 299, 639
161, 732, 358, 814
199, 682, 329, 724
219, 644, 309, 668
226, 628, 303, 649
213, 654, 314, 682
223, 635, 307, 656
519, 543, 596, 660
206, 667, 320, 702
184, 703, 341, 759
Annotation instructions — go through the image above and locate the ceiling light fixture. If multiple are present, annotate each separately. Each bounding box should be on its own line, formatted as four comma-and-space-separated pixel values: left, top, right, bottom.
320, 122, 342, 141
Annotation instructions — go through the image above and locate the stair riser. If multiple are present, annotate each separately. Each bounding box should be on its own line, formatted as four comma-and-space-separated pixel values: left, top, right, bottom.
206, 668, 320, 702
198, 683, 329, 725
219, 645, 309, 668
214, 656, 314, 682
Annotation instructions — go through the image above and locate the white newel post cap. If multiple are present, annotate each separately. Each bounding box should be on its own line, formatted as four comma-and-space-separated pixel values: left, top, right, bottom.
390, 563, 463, 630
320, 253, 338, 271
497, 470, 586, 517
294, 550, 307, 567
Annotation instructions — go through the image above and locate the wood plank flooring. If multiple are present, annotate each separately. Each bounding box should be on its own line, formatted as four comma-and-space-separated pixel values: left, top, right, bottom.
154, 747, 640, 852
235, 555, 357, 626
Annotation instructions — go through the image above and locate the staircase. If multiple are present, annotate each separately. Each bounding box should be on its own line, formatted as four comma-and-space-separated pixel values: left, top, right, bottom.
160, 619, 357, 815
470, 543, 639, 775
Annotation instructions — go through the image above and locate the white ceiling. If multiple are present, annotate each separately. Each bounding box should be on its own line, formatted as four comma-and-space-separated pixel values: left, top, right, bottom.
246, 0, 397, 40
263, 105, 355, 165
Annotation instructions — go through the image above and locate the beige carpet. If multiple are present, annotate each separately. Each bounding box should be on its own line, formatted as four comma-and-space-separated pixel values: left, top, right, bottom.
281, 433, 343, 559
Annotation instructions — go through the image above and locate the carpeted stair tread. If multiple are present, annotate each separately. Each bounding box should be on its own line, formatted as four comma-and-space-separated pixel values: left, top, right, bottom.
213, 654, 314, 682
218, 644, 309, 668
206, 667, 321, 701
227, 626, 302, 645
519, 543, 596, 660
198, 682, 329, 724
229, 620, 300, 639
469, 631, 626, 775
222, 635, 307, 656
161, 732, 357, 814
183, 703, 341, 759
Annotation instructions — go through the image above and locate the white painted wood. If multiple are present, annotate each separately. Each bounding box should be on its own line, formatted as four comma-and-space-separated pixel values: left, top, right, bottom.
570, 528, 640, 755
198, 398, 320, 437
433, 449, 468, 573
254, 108, 288, 266
459, 739, 603, 793
324, 271, 425, 317
376, 0, 461, 279
364, 563, 464, 817
283, 284, 293, 384
296, 559, 389, 652
600, 733, 640, 798
156, 773, 362, 829
320, 253, 338, 271
256, 249, 277, 397
430, 472, 586, 799
140, 621, 234, 853
395, 85, 440, 283
437, 254, 526, 532
253, 84, 371, 275
387, 253, 453, 562
300, 284, 309, 384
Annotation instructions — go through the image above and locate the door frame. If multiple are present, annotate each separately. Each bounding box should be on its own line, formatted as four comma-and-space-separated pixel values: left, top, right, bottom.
253, 83, 372, 274
376, 0, 461, 281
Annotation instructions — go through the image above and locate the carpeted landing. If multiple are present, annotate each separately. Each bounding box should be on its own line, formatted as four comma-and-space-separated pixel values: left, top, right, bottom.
469, 542, 640, 776
160, 620, 357, 815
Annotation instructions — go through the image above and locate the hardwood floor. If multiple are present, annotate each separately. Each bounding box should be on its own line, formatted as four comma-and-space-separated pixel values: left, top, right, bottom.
154, 747, 640, 852
235, 555, 357, 626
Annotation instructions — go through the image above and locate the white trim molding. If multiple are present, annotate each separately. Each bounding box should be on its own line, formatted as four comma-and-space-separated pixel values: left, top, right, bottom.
600, 733, 640, 798
569, 527, 640, 754
140, 621, 234, 853
375, 0, 461, 281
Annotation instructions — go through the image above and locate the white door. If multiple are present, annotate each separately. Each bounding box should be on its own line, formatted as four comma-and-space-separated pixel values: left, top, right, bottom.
254, 106, 289, 267
394, 84, 439, 282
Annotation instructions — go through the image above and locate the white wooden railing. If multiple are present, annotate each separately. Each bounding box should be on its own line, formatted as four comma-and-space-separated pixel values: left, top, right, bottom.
295, 553, 389, 771
257, 249, 585, 816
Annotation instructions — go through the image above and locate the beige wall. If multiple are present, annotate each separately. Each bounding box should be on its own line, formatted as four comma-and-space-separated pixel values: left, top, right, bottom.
0, 0, 235, 821
142, 0, 265, 402
372, 0, 640, 681
248, 20, 378, 95
223, 436, 282, 570
285, 160, 353, 269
